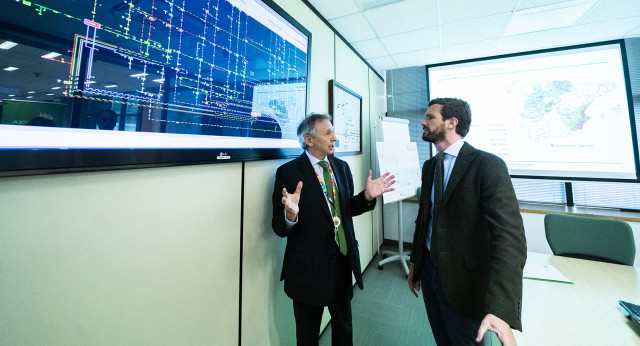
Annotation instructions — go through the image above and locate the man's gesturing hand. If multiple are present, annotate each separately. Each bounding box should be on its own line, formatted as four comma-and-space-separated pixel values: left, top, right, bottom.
365, 170, 396, 201
282, 181, 303, 222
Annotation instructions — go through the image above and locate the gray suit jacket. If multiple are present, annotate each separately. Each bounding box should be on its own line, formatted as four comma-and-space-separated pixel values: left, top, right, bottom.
410, 142, 527, 331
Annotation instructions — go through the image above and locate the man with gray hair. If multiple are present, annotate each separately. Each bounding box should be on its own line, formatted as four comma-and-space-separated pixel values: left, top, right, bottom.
272, 113, 395, 345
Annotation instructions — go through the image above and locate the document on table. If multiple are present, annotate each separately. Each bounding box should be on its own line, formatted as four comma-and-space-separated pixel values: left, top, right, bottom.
523, 262, 573, 284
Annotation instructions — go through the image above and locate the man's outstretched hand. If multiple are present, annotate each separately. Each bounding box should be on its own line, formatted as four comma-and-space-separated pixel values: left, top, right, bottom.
365, 170, 396, 201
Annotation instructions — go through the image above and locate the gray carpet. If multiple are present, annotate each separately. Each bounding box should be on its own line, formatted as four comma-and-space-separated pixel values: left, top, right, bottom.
319, 246, 436, 346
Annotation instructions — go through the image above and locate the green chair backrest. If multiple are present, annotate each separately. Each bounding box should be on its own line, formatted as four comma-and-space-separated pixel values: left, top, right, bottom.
544, 213, 636, 266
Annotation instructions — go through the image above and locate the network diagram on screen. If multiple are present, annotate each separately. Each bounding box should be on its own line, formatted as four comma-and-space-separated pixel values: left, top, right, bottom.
427, 42, 638, 181
0, 0, 308, 152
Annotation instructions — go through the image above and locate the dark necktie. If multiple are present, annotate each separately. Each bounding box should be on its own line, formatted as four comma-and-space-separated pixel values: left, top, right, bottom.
318, 160, 347, 255
431, 151, 445, 262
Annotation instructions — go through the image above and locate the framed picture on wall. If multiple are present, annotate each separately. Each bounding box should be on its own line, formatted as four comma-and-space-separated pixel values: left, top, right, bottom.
329, 80, 362, 156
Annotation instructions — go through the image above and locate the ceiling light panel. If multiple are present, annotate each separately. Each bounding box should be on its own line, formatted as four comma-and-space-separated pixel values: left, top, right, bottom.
0, 41, 18, 49
495, 27, 568, 54
358, 0, 404, 11
504, 1, 597, 36
517, 0, 572, 11
41, 52, 61, 59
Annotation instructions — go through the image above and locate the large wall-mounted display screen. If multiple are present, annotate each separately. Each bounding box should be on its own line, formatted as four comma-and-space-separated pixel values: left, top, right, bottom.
0, 0, 310, 176
427, 40, 639, 182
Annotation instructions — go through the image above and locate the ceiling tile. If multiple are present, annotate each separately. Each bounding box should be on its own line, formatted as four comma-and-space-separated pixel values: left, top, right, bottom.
363, 0, 438, 37
392, 47, 441, 69
561, 16, 640, 45
380, 27, 439, 55
517, 0, 575, 11
306, 0, 360, 20
495, 27, 569, 55
627, 24, 640, 37
330, 13, 377, 42
441, 13, 512, 45
367, 55, 397, 72
439, 0, 517, 24
440, 39, 499, 63
578, 0, 640, 24
351, 39, 388, 59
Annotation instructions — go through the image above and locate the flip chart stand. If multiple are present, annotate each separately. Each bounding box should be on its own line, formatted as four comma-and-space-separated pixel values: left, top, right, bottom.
377, 200, 410, 277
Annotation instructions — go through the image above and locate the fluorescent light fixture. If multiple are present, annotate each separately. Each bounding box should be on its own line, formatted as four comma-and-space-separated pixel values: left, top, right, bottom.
0, 41, 17, 49
3, 67, 19, 71
51, 86, 62, 90
26, 96, 33, 99
8, 94, 15, 97
505, 0, 596, 36
46, 93, 54, 96
130, 73, 148, 78
84, 80, 96, 84
27, 91, 36, 94
105, 84, 118, 88
41, 52, 61, 59
153, 78, 165, 83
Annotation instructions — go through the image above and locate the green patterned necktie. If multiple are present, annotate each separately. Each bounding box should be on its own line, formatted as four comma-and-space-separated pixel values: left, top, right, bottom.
318, 160, 347, 255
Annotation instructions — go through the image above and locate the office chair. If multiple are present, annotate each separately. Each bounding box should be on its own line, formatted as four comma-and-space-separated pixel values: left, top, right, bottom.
544, 213, 636, 266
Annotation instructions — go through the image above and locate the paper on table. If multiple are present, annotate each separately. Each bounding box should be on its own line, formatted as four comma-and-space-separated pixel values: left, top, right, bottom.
523, 262, 573, 284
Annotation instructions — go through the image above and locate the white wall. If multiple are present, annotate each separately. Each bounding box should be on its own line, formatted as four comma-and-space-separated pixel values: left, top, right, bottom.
0, 1, 387, 345
0, 164, 242, 344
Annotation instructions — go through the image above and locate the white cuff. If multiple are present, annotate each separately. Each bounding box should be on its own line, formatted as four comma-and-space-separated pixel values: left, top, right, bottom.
284, 210, 298, 229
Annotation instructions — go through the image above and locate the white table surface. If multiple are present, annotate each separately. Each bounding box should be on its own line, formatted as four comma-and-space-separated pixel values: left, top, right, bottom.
514, 252, 640, 345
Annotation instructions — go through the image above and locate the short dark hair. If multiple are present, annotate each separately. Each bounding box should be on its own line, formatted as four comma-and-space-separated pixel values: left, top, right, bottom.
297, 113, 332, 150
428, 98, 471, 137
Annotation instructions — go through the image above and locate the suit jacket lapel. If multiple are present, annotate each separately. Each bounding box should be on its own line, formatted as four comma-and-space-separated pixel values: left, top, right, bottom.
297, 153, 332, 220
442, 142, 476, 205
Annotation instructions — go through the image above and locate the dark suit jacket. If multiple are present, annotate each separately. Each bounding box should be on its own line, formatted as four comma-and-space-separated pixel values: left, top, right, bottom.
410, 142, 527, 331
272, 153, 375, 307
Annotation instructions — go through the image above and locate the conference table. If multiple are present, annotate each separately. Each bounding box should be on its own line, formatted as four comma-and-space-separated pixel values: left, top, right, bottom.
513, 252, 640, 345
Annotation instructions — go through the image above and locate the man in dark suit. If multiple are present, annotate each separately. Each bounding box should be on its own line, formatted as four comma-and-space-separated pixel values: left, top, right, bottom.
408, 98, 527, 345
272, 113, 395, 346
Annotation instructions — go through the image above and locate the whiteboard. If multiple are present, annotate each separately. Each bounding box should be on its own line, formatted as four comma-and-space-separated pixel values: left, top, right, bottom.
376, 141, 421, 204
381, 117, 410, 143
377, 117, 421, 204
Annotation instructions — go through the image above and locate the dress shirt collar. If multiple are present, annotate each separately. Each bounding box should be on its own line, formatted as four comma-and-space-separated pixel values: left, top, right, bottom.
437, 138, 464, 158
305, 150, 328, 166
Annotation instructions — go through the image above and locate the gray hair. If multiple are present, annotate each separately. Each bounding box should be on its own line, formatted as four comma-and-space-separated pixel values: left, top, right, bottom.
297, 113, 332, 150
